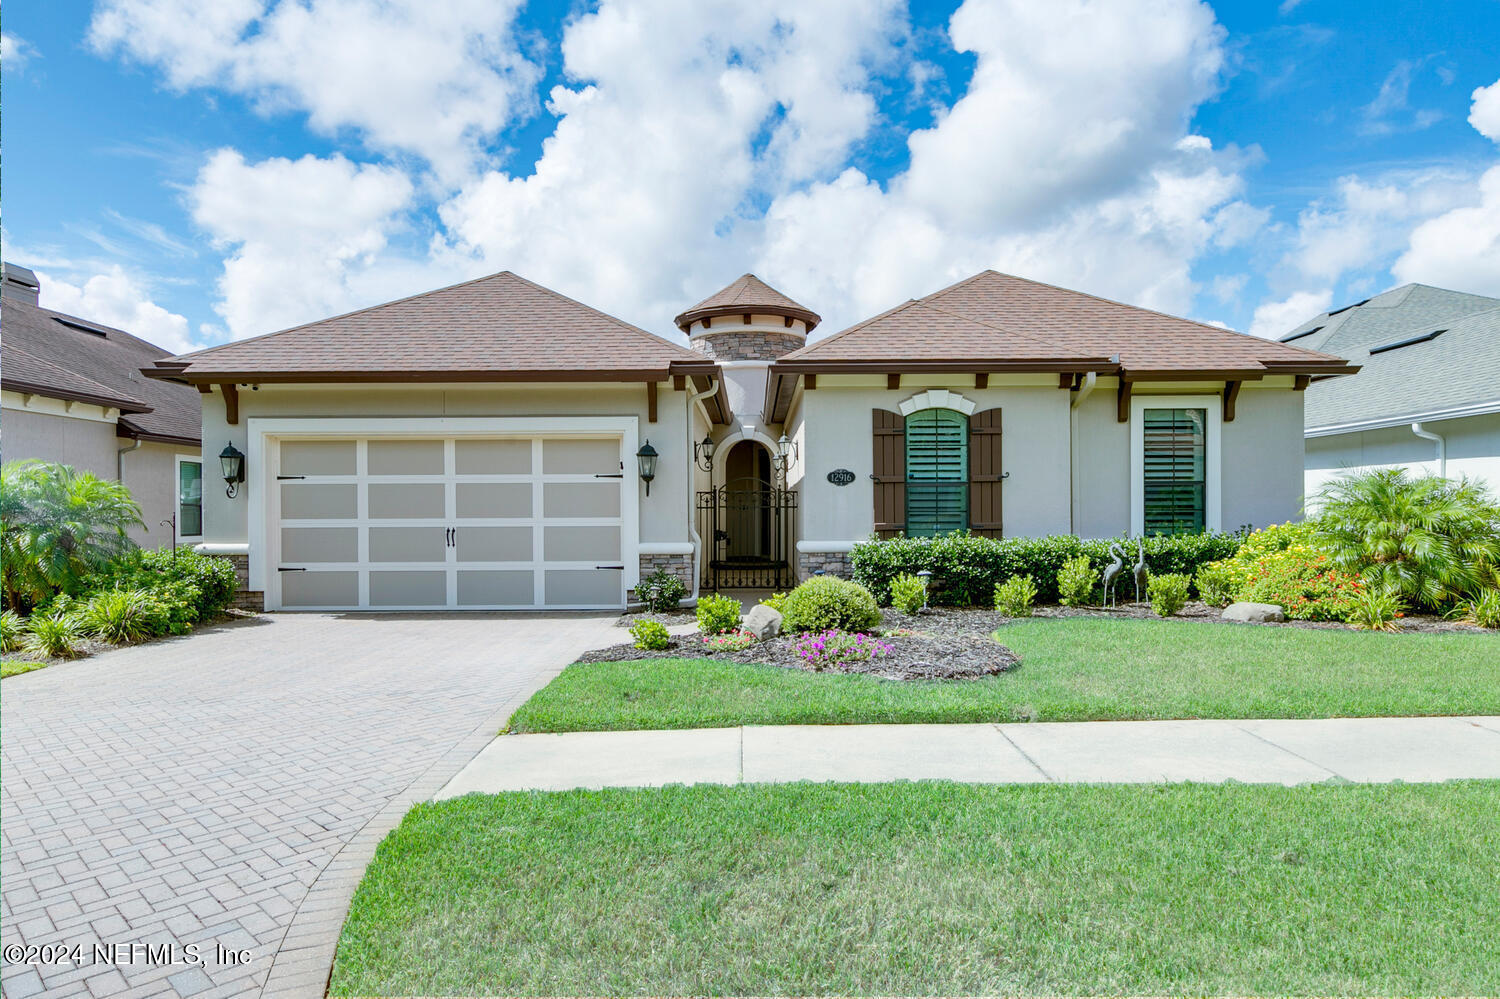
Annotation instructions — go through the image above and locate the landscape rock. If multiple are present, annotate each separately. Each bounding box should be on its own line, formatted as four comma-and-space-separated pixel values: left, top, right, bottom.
744, 604, 783, 640
1222, 601, 1286, 623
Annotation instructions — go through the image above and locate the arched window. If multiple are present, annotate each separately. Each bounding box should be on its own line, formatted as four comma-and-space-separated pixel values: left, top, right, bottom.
905, 408, 968, 536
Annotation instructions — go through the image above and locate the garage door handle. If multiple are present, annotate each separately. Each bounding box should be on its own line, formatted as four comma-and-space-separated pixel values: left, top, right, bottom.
594, 473, 624, 478
277, 567, 307, 572
595, 565, 625, 570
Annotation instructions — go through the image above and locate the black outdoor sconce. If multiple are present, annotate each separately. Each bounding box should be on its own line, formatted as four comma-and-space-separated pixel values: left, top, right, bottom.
693, 434, 717, 472
220, 442, 246, 498
774, 433, 799, 482
636, 440, 658, 496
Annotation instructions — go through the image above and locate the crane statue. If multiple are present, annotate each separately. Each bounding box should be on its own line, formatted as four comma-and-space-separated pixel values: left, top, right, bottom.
1133, 539, 1149, 603
1101, 542, 1127, 608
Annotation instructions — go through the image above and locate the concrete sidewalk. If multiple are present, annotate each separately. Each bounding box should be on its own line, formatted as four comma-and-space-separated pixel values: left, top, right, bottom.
438, 715, 1500, 796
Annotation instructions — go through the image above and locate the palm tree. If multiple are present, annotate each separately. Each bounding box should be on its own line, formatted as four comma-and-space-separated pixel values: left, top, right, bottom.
1, 460, 143, 612
1315, 468, 1500, 611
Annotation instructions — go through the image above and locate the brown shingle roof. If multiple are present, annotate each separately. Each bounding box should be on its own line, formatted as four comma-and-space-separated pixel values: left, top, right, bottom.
1, 296, 201, 444
674, 274, 821, 332
780, 270, 1352, 377
143, 270, 730, 422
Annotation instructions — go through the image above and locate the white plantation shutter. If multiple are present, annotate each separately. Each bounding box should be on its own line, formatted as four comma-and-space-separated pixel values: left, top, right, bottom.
1142, 408, 1206, 535
904, 408, 968, 536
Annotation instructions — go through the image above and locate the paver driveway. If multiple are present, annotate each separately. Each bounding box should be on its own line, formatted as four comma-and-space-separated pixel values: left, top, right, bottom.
1, 612, 618, 999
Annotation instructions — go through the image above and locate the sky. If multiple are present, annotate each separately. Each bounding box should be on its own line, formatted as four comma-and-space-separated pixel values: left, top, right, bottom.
2, 0, 1498, 357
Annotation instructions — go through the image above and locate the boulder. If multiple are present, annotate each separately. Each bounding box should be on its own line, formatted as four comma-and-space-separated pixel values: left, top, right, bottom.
1222, 601, 1286, 623
744, 604, 783, 640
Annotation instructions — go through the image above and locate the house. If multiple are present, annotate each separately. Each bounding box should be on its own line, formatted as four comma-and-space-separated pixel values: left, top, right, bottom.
143, 268, 1354, 611
1, 261, 204, 545
1277, 283, 1500, 499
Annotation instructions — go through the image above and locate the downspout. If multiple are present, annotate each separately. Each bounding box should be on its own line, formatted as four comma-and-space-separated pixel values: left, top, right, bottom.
685, 378, 720, 605
1068, 372, 1098, 535
1411, 422, 1446, 477
116, 438, 143, 482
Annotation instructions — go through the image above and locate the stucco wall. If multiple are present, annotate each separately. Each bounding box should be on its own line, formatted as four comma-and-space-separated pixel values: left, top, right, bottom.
120, 441, 199, 547
1220, 386, 1306, 530
1305, 411, 1500, 500
199, 381, 696, 552
1070, 384, 1129, 538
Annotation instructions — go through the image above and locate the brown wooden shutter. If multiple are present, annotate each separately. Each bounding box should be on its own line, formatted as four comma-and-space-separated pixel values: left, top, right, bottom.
872, 409, 905, 538
969, 408, 1003, 537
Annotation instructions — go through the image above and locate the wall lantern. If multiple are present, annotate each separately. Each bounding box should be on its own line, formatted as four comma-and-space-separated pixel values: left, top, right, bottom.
693, 434, 717, 472
220, 442, 246, 498
774, 433, 799, 481
636, 440, 659, 495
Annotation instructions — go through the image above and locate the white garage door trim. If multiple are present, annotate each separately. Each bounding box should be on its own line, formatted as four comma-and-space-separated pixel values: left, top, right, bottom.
247, 417, 640, 609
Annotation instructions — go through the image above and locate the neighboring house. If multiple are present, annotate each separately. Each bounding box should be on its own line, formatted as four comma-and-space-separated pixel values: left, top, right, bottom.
1, 261, 204, 546
1278, 283, 1500, 500
144, 269, 1353, 611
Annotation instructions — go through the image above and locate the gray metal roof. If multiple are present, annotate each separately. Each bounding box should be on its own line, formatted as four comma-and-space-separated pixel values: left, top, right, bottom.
1278, 283, 1500, 431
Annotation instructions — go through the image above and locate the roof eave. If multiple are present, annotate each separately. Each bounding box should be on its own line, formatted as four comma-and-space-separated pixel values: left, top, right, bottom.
144, 365, 708, 384
674, 304, 822, 334
1, 378, 153, 414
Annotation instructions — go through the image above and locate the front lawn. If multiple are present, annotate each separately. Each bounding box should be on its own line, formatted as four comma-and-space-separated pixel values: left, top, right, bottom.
0, 660, 48, 679
331, 781, 1500, 996
508, 616, 1499, 733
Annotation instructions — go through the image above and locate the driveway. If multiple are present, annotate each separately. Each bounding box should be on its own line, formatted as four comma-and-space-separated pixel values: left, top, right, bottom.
1, 612, 618, 999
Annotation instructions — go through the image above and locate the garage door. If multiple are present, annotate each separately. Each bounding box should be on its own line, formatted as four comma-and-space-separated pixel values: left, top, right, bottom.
272, 436, 626, 610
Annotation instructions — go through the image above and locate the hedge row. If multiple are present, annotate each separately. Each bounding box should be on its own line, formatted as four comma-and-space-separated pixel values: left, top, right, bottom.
849, 530, 1246, 606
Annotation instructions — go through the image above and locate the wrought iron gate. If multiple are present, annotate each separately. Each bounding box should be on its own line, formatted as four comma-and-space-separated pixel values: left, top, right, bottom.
696, 477, 798, 591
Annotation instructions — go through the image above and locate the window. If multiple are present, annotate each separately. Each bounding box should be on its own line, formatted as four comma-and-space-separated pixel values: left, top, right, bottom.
178, 458, 203, 538
1130, 395, 1220, 537
1141, 409, 1205, 535
905, 408, 967, 536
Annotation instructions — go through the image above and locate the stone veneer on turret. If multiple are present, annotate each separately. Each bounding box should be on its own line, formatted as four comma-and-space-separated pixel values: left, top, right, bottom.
675, 273, 820, 361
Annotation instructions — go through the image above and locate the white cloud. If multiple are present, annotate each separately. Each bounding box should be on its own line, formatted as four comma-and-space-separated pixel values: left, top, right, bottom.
1392, 165, 1500, 294
38, 266, 201, 354
1359, 60, 1443, 136
89, 0, 540, 180
1249, 288, 1331, 339
1469, 78, 1500, 143
1, 32, 38, 72
188, 150, 416, 338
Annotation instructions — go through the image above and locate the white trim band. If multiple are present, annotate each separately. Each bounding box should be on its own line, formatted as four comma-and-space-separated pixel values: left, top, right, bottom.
797, 540, 857, 554
1306, 398, 1500, 437
195, 543, 250, 555
638, 542, 695, 555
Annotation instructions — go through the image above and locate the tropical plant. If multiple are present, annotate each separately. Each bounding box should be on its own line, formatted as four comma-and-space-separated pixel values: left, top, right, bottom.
635, 569, 686, 614
628, 618, 671, 651
1463, 590, 1500, 629
695, 593, 742, 635
993, 575, 1037, 617
888, 573, 928, 615
779, 577, 882, 634
1346, 588, 1403, 632
1147, 574, 1191, 617
1315, 469, 1500, 612
22, 610, 84, 659
1, 461, 143, 612
1056, 556, 1097, 607
0, 609, 24, 652
77, 589, 160, 645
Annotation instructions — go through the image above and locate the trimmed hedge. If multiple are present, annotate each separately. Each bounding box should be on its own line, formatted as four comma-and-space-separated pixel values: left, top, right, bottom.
850, 530, 1246, 606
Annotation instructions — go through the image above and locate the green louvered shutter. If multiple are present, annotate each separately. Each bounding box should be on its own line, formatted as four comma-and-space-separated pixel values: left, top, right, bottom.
905, 408, 968, 537
1142, 407, 1206, 536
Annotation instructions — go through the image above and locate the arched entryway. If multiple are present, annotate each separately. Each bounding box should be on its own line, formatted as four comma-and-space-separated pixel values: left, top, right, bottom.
697, 439, 797, 590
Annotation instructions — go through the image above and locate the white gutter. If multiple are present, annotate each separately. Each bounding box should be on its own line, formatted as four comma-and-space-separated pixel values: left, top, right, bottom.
116, 438, 142, 481
1068, 371, 1098, 534
1069, 371, 1097, 410
1306, 398, 1500, 437
684, 377, 720, 605
1411, 422, 1447, 477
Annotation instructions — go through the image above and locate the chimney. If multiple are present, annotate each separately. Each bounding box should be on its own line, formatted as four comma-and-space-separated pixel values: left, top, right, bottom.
2, 262, 41, 306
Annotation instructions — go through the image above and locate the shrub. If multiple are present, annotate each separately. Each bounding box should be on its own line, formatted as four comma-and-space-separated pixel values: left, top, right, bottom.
23, 611, 84, 659
849, 530, 1244, 606
1316, 469, 1500, 612
1, 460, 143, 612
0, 608, 25, 652
1056, 556, 1097, 606
780, 577, 882, 634
78, 589, 162, 645
888, 573, 928, 615
1347, 588, 1402, 632
635, 569, 686, 613
993, 575, 1037, 617
1194, 562, 1236, 607
1147, 573, 1191, 617
702, 630, 756, 652
792, 629, 893, 669
82, 547, 239, 624
1464, 590, 1500, 629
695, 593, 741, 635
628, 618, 671, 650
1233, 548, 1363, 622
759, 592, 788, 614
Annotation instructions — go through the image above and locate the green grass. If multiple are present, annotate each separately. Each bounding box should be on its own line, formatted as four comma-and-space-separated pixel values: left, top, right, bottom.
508, 616, 1500, 733
1, 660, 49, 679
331, 781, 1500, 996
